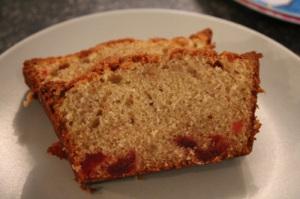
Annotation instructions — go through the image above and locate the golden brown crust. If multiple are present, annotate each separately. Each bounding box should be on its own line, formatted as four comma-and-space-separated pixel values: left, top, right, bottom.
149, 38, 168, 42
189, 28, 215, 48
23, 59, 44, 95
246, 52, 262, 154
38, 81, 83, 183
168, 48, 217, 62
190, 28, 212, 41
219, 51, 262, 154
96, 38, 136, 48
38, 81, 69, 138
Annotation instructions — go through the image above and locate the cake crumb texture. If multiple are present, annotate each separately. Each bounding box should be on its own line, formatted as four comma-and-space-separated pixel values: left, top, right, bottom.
38, 48, 261, 185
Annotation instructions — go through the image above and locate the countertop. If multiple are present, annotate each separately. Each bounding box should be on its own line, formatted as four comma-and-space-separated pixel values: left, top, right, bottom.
1, 0, 299, 55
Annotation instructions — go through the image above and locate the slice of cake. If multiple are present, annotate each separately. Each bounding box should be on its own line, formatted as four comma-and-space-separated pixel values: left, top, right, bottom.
23, 29, 213, 95
36, 48, 262, 189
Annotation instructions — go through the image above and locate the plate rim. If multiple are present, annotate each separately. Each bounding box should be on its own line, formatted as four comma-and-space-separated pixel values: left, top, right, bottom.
235, 0, 300, 25
0, 8, 299, 62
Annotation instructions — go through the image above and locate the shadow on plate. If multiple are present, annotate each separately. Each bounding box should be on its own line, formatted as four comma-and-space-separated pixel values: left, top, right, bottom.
14, 93, 257, 199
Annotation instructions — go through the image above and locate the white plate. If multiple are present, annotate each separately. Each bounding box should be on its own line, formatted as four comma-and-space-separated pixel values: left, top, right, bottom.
0, 9, 299, 199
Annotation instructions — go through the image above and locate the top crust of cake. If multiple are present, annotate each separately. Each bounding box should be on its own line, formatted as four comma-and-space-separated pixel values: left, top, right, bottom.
23, 29, 213, 95
37, 47, 262, 185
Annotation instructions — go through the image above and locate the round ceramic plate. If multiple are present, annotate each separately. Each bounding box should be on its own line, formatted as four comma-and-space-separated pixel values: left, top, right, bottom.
236, 0, 300, 24
0, 9, 299, 199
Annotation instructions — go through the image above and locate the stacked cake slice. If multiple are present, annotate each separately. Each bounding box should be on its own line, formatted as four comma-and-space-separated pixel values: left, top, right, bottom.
23, 29, 262, 189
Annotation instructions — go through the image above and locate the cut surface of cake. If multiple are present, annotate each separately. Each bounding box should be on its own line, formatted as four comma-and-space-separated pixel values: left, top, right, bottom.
23, 29, 213, 95
36, 48, 262, 187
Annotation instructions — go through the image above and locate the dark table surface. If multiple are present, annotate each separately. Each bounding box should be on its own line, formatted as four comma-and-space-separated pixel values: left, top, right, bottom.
1, 0, 299, 55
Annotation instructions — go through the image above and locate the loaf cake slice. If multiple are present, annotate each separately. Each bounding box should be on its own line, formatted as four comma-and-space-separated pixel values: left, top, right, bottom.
23, 29, 213, 95
38, 48, 262, 188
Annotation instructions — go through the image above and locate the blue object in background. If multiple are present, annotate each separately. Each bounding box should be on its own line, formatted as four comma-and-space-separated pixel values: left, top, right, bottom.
254, 0, 300, 17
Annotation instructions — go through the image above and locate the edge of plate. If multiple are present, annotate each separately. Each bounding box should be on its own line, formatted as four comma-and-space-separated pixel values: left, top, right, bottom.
0, 8, 299, 62
235, 0, 300, 25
